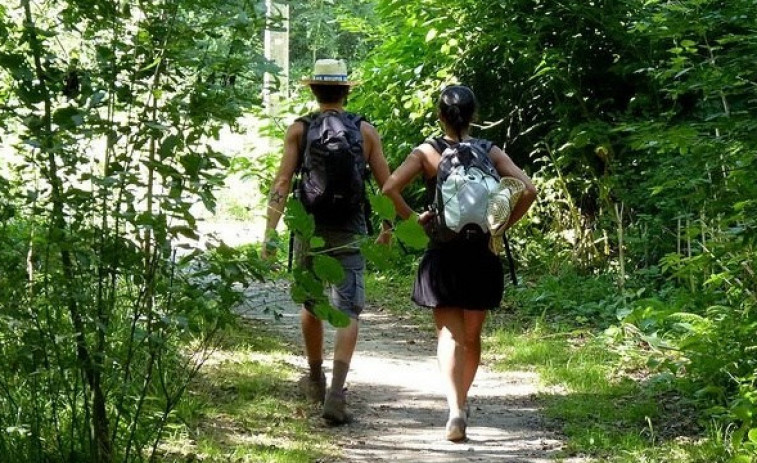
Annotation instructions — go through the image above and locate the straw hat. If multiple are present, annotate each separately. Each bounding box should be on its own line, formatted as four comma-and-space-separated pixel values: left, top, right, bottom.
302, 59, 358, 86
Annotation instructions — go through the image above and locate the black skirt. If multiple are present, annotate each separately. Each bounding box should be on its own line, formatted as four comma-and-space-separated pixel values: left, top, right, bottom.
412, 235, 504, 310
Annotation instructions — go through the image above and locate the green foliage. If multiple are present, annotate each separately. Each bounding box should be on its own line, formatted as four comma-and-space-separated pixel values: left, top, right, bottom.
487, 317, 729, 462
289, 0, 377, 81
283, 192, 430, 328
354, 0, 756, 456
0, 0, 270, 461
165, 320, 338, 462
507, 267, 631, 328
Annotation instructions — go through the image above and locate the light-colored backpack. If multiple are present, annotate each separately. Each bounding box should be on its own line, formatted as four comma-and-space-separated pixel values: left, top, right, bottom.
429, 137, 501, 242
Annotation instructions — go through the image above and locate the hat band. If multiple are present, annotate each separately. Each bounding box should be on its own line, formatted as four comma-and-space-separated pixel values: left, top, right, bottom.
312, 74, 349, 82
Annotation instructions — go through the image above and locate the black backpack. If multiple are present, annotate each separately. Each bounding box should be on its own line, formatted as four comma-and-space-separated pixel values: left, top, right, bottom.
296, 110, 368, 221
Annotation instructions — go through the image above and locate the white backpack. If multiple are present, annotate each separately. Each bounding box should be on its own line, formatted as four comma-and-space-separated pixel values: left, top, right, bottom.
429, 138, 501, 242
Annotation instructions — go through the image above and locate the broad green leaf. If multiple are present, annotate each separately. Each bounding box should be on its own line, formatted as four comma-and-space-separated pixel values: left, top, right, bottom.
748, 428, 757, 443
293, 268, 324, 297
290, 283, 310, 304
313, 255, 344, 284
394, 217, 428, 250
169, 225, 198, 240
360, 241, 394, 270
369, 193, 396, 221
310, 236, 326, 249
52, 107, 84, 129
159, 135, 180, 160
284, 199, 315, 239
313, 302, 351, 328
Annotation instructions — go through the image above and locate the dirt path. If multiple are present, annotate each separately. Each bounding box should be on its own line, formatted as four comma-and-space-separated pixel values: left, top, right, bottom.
238, 281, 584, 463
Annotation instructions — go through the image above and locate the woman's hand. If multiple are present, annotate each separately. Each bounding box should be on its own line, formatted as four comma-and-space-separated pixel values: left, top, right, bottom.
418, 210, 435, 225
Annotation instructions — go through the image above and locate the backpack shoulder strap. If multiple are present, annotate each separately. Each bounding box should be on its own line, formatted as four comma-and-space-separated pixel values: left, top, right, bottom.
472, 138, 494, 155
344, 111, 365, 126
294, 112, 319, 172
425, 136, 449, 154
294, 111, 318, 128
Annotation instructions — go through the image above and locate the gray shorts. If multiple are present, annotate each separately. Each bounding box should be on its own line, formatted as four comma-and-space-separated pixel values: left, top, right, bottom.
325, 252, 366, 319
296, 239, 366, 319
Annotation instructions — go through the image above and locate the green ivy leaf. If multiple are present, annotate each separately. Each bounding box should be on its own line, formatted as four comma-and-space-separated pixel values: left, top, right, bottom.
394, 217, 428, 250
313, 255, 344, 284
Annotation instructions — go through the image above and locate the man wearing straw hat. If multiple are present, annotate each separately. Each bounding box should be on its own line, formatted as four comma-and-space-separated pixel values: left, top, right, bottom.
262, 59, 391, 424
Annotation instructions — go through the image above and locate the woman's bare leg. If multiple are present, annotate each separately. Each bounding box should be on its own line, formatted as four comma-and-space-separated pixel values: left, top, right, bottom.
433, 307, 466, 417
462, 310, 487, 401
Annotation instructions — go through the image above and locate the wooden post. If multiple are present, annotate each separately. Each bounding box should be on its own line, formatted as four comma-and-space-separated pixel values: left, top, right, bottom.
264, 0, 289, 114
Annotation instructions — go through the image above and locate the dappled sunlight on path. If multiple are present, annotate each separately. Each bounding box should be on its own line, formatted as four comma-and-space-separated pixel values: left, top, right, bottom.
239, 281, 587, 462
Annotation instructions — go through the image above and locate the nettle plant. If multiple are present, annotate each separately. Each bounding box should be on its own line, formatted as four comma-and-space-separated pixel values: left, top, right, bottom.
0, 1, 270, 461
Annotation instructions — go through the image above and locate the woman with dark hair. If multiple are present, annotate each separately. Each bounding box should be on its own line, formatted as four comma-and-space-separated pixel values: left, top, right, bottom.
382, 85, 537, 441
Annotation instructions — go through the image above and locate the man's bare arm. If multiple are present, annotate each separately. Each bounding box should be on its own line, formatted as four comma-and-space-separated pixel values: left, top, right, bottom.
362, 122, 391, 189
263, 122, 304, 250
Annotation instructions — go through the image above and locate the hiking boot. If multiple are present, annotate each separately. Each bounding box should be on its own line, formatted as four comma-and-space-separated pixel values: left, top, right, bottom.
322, 390, 349, 425
445, 416, 467, 442
299, 372, 326, 404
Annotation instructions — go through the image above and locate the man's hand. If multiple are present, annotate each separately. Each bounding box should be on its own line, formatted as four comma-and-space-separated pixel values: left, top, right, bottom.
261, 231, 280, 260
375, 219, 393, 245
261, 244, 277, 260
375, 229, 392, 245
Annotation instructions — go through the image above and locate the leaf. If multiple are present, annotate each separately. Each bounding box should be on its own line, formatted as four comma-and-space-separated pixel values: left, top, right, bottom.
144, 121, 171, 131
369, 193, 396, 221
180, 153, 203, 177
313, 302, 351, 328
290, 283, 310, 304
310, 236, 325, 249
292, 268, 324, 301
748, 428, 757, 443
284, 199, 315, 239
394, 217, 428, 250
313, 255, 344, 284
360, 242, 394, 270
159, 134, 180, 160
169, 225, 198, 240
425, 28, 437, 42
52, 107, 84, 129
